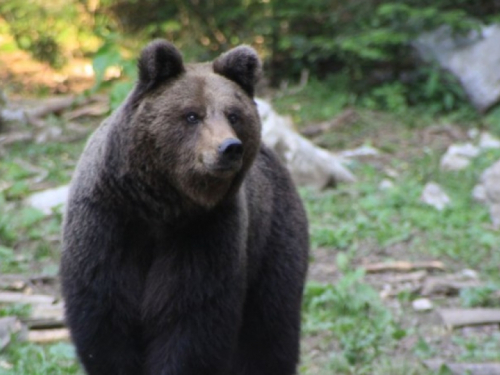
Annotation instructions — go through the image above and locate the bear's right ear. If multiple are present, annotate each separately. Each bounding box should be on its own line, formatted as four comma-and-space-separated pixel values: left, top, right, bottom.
137, 40, 184, 90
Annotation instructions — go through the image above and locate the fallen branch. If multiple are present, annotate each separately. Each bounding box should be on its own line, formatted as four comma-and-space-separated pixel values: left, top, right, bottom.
438, 308, 500, 328
301, 108, 358, 137
63, 101, 109, 121
364, 261, 445, 273
28, 328, 70, 343
0, 292, 55, 305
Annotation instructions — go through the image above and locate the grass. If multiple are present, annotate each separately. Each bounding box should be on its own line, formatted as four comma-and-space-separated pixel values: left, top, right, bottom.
1, 79, 500, 374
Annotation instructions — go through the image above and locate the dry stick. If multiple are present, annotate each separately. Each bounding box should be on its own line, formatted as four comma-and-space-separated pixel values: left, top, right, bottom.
364, 261, 446, 273
301, 108, 358, 137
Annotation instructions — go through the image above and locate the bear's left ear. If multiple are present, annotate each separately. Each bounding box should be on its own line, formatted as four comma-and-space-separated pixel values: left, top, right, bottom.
213, 46, 262, 97
137, 40, 185, 91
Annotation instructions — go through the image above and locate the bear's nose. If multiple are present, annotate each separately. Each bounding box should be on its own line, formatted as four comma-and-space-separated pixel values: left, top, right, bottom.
218, 138, 243, 160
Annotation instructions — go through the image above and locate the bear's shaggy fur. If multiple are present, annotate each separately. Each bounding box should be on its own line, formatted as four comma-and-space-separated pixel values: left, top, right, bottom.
61, 40, 309, 375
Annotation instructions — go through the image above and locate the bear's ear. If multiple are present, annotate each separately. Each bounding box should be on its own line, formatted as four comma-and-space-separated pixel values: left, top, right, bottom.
213, 46, 262, 97
137, 40, 184, 90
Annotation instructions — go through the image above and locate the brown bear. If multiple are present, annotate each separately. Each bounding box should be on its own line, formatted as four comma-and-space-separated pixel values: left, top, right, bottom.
60, 40, 309, 375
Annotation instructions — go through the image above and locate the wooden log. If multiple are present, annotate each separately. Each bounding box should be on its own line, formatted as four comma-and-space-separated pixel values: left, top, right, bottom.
0, 292, 55, 305
424, 359, 500, 375
28, 328, 70, 343
24, 303, 65, 329
438, 308, 500, 328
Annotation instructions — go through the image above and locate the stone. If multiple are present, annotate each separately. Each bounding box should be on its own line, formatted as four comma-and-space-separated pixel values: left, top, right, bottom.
25, 185, 69, 215
338, 145, 380, 158
472, 184, 487, 203
412, 298, 433, 311
414, 24, 500, 112
475, 159, 500, 228
478, 132, 500, 149
379, 179, 394, 191
256, 98, 356, 188
420, 182, 451, 211
440, 143, 480, 171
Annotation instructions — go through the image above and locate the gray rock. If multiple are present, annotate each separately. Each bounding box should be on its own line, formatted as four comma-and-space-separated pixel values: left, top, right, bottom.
26, 185, 69, 215
379, 179, 394, 191
478, 132, 500, 150
412, 298, 433, 312
256, 99, 356, 188
475, 159, 500, 228
420, 182, 451, 211
440, 143, 480, 171
414, 24, 500, 112
472, 184, 487, 203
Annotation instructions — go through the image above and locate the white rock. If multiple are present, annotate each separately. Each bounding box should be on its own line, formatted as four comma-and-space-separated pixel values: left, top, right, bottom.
338, 145, 380, 158
256, 98, 356, 188
478, 132, 500, 149
440, 153, 471, 171
414, 24, 500, 112
482, 159, 500, 202
420, 182, 451, 211
448, 143, 481, 158
459, 269, 479, 280
26, 185, 69, 215
379, 179, 394, 191
468, 128, 480, 140
472, 184, 487, 203
490, 203, 500, 229
476, 159, 500, 228
412, 298, 433, 311
440, 143, 480, 171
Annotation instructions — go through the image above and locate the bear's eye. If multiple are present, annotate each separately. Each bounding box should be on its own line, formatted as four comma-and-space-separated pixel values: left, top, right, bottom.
227, 113, 239, 125
185, 112, 200, 125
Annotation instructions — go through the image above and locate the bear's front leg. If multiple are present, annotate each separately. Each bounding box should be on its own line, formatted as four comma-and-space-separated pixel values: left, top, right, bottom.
61, 206, 145, 375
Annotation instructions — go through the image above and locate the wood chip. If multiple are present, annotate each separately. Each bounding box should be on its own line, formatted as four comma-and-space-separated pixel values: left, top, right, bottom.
438, 308, 500, 328
28, 328, 70, 343
424, 359, 500, 375
364, 261, 445, 273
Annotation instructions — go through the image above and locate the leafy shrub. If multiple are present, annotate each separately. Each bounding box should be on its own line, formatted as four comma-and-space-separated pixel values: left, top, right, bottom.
303, 254, 405, 369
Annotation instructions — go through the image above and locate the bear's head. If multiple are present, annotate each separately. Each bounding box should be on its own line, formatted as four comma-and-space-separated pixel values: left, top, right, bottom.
109, 40, 262, 210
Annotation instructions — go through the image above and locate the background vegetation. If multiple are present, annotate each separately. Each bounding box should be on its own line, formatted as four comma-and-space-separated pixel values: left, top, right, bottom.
2, 0, 500, 112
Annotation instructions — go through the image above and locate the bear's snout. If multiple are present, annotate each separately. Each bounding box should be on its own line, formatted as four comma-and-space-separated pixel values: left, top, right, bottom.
218, 138, 243, 161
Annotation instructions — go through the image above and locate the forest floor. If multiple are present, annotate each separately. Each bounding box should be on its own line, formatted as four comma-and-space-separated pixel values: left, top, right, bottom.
1, 52, 500, 375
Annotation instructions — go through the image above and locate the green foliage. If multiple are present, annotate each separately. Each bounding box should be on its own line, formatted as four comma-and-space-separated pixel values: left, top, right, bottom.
0, 341, 81, 375
303, 259, 405, 369
0, 1, 81, 68
460, 285, 500, 308
90, 33, 137, 109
